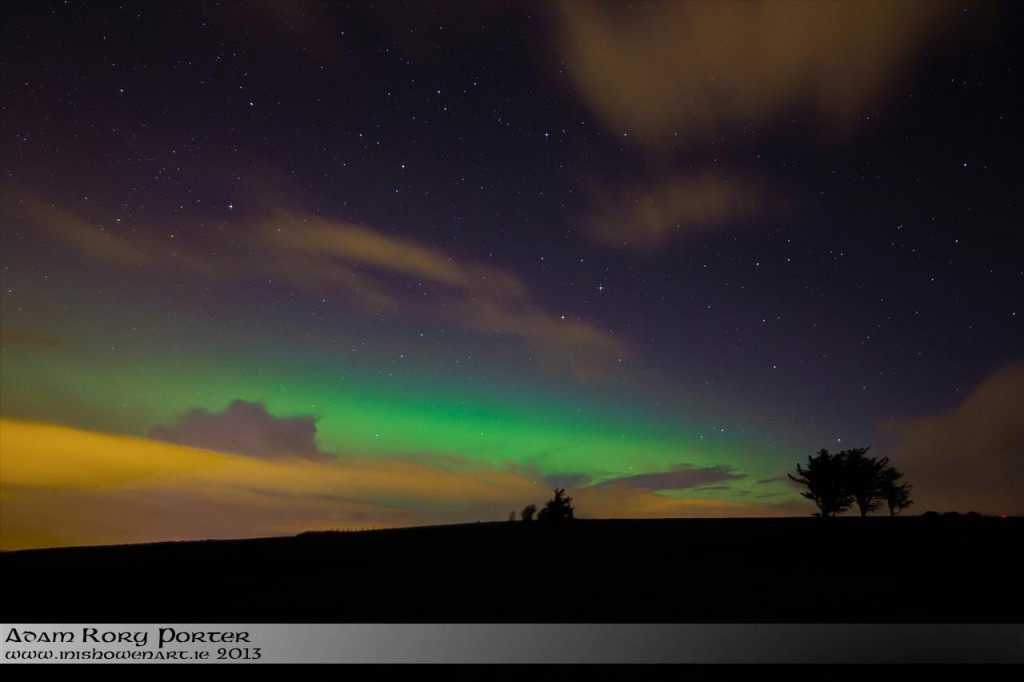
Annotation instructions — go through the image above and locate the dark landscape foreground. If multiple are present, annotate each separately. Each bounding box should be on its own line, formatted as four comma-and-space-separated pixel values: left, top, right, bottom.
3, 517, 1020, 622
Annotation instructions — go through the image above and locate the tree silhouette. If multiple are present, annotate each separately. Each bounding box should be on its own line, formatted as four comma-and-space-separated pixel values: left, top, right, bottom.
788, 449, 853, 518
520, 503, 538, 522
537, 488, 574, 523
841, 447, 889, 517
880, 466, 914, 516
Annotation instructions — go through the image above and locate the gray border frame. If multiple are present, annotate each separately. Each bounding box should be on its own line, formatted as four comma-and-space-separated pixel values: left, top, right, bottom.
3, 624, 1022, 663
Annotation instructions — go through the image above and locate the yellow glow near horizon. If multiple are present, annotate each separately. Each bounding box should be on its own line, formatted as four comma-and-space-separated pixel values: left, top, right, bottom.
0, 418, 797, 550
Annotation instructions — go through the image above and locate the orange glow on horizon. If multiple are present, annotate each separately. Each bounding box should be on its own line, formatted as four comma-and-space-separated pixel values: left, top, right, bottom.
1, 418, 799, 550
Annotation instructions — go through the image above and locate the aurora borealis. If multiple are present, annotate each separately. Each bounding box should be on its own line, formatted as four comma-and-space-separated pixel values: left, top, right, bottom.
2, 1, 1022, 549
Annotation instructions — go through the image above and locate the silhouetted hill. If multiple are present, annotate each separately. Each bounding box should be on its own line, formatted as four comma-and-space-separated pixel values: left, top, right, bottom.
3, 517, 1020, 622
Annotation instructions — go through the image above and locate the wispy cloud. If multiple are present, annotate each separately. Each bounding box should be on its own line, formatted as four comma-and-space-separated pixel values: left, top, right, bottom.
549, 0, 963, 144
884, 362, 1024, 515
585, 171, 779, 251
14, 194, 145, 266
574, 484, 802, 520
265, 216, 473, 288
0, 331, 60, 348
543, 473, 592, 490
1, 418, 798, 550
592, 463, 746, 492
5, 189, 222, 277
254, 210, 630, 378
4, 187, 630, 379
545, 0, 973, 250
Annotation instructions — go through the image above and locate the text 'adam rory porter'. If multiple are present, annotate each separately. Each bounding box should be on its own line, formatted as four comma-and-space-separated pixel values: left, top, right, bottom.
4, 628, 251, 649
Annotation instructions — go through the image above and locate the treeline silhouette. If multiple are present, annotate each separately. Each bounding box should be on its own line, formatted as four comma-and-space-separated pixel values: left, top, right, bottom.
789, 447, 913, 518
512, 488, 574, 524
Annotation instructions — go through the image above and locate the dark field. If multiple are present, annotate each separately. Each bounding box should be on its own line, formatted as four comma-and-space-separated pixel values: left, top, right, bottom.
3, 517, 1020, 623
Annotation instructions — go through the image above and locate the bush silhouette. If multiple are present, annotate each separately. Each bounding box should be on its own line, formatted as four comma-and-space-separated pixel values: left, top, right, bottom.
520, 503, 538, 522
537, 488, 574, 524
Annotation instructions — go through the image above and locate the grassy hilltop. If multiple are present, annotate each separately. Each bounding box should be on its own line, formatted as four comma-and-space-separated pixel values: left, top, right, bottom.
3, 516, 1019, 623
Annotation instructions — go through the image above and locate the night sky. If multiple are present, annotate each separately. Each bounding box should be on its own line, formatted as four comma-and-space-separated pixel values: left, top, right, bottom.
2, 1, 1022, 549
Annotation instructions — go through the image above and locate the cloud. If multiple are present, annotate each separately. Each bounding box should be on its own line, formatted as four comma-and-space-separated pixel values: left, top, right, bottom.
268, 218, 472, 287
150, 400, 323, 460
549, 0, 963, 144
574, 484, 803, 520
257, 210, 630, 378
12, 193, 146, 266
3, 189, 222, 277
884, 362, 1024, 515
1, 418, 798, 550
0, 331, 60, 348
593, 463, 745, 492
585, 171, 779, 251
5, 185, 629, 379
544, 0, 978, 250
543, 472, 592, 490
0, 418, 550, 549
